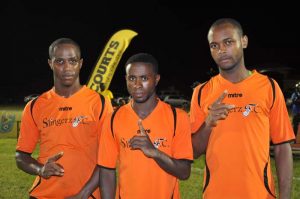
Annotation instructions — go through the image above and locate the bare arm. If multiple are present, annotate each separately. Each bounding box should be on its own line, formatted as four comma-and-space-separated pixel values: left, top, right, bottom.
192, 122, 213, 158
99, 166, 116, 199
192, 91, 235, 158
129, 120, 191, 180
274, 143, 293, 199
151, 149, 191, 180
15, 151, 64, 179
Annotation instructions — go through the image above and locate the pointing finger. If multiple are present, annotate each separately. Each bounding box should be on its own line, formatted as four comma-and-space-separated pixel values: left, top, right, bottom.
213, 90, 228, 106
138, 119, 146, 136
47, 151, 64, 163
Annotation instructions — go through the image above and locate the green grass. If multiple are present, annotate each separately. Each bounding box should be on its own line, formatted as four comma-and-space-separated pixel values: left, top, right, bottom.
1, 138, 299, 198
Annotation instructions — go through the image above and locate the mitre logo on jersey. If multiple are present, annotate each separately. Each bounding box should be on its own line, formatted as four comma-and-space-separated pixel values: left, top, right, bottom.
58, 106, 72, 111
227, 93, 243, 98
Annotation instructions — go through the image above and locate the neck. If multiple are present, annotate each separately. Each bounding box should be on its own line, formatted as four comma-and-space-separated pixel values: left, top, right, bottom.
54, 83, 82, 98
220, 65, 251, 83
132, 95, 158, 119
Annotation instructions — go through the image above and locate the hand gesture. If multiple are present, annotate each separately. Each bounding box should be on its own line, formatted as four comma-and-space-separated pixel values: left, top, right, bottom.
129, 119, 157, 158
39, 151, 64, 179
205, 90, 235, 127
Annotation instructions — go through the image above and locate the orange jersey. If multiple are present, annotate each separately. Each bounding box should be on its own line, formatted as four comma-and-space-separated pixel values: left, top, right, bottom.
98, 100, 193, 199
190, 70, 295, 199
16, 86, 113, 199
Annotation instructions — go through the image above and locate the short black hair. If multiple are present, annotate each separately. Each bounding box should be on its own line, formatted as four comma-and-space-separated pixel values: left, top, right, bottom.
209, 18, 244, 36
49, 38, 81, 59
125, 53, 159, 74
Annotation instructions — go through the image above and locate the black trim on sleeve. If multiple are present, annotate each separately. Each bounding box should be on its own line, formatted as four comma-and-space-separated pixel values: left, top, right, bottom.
97, 164, 116, 170
197, 81, 208, 106
110, 105, 123, 138
170, 106, 177, 137
271, 139, 296, 146
16, 150, 32, 156
98, 94, 105, 120
268, 77, 275, 110
30, 97, 39, 126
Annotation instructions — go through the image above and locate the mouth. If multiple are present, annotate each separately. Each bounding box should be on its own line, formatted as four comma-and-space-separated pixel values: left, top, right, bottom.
132, 92, 144, 98
218, 56, 231, 64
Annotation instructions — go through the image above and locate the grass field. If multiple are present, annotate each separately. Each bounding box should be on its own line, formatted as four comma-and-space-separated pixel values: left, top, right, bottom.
1, 138, 299, 198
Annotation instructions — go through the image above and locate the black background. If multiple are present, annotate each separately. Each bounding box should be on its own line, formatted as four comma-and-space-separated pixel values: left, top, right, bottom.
2, 1, 300, 103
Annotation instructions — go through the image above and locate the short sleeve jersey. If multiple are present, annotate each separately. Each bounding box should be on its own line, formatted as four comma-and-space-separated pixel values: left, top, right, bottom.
98, 100, 193, 199
190, 71, 295, 199
16, 86, 113, 198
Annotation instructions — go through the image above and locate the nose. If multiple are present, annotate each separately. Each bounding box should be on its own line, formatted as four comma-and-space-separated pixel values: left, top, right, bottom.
218, 44, 226, 54
134, 78, 143, 88
63, 61, 73, 71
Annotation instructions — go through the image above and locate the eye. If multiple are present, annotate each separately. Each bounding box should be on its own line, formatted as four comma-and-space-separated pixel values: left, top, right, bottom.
141, 76, 148, 81
210, 43, 218, 50
54, 59, 64, 65
128, 76, 135, 81
69, 59, 79, 65
224, 39, 233, 46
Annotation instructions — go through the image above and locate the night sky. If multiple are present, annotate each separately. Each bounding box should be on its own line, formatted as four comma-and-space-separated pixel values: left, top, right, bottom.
2, 2, 300, 103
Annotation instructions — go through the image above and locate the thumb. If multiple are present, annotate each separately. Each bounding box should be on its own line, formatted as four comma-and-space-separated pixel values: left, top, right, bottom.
47, 151, 64, 163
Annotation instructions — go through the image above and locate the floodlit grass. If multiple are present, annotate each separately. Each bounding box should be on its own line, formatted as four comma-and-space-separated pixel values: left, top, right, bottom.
0, 138, 299, 198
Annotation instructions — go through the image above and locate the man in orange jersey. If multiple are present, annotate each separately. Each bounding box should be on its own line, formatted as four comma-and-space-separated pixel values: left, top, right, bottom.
190, 18, 295, 199
15, 38, 113, 199
69, 53, 193, 199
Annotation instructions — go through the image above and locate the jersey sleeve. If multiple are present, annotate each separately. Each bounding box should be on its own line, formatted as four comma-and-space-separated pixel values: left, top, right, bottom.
16, 100, 40, 153
269, 80, 295, 144
171, 109, 193, 161
190, 84, 207, 133
97, 112, 118, 168
99, 96, 114, 126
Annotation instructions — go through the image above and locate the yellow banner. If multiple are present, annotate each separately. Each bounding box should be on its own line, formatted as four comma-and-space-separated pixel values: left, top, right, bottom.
87, 29, 138, 98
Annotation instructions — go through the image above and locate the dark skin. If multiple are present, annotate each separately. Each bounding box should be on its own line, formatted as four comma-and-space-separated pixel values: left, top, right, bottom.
192, 22, 293, 199
68, 62, 191, 199
100, 62, 191, 199
16, 43, 83, 180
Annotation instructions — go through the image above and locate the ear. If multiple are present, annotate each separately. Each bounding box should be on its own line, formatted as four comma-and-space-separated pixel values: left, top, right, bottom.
48, 59, 53, 70
155, 74, 160, 86
242, 35, 248, 49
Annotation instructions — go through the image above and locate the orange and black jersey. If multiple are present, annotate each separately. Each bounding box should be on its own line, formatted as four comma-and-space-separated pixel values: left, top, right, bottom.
17, 86, 113, 198
98, 100, 193, 199
190, 70, 295, 199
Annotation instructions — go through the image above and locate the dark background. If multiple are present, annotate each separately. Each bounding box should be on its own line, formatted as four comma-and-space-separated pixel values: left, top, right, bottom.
2, 1, 300, 103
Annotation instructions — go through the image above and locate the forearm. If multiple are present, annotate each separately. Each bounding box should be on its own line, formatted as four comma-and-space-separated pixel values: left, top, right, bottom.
153, 150, 191, 180
99, 166, 116, 199
15, 151, 43, 176
78, 166, 100, 198
274, 143, 293, 199
192, 122, 213, 158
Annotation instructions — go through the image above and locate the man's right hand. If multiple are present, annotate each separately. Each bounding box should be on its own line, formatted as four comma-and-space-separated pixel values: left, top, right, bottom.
39, 151, 64, 179
205, 90, 235, 127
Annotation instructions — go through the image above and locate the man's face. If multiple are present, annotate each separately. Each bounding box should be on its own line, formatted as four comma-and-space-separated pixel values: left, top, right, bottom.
208, 23, 248, 71
48, 44, 82, 87
125, 62, 160, 103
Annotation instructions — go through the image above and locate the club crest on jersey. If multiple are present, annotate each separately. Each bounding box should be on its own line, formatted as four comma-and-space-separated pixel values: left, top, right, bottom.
72, 115, 87, 127
153, 138, 168, 148
243, 104, 256, 117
